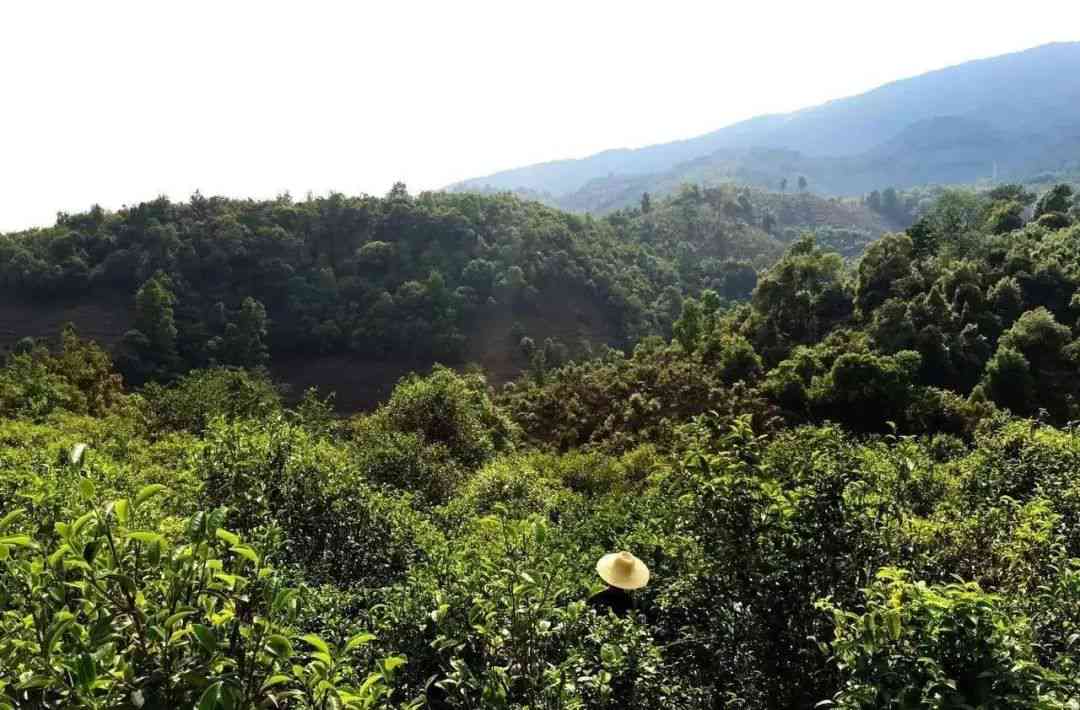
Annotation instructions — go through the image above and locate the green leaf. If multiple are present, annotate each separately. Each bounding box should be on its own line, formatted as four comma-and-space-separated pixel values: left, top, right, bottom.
261, 674, 291, 691
135, 484, 169, 507
357, 672, 385, 696
265, 634, 294, 659
45, 618, 74, 658
0, 508, 25, 532
230, 545, 260, 566
48, 544, 71, 568
17, 675, 55, 690
216, 571, 244, 587
272, 588, 298, 614
79, 478, 96, 500
71, 511, 96, 538
164, 610, 194, 630
115, 499, 129, 525
192, 624, 218, 654
74, 652, 96, 690
215, 528, 240, 546
63, 559, 93, 573
128, 531, 165, 546
886, 610, 901, 640
198, 681, 223, 710
299, 633, 331, 655
207, 507, 228, 533
0, 535, 35, 548
344, 632, 376, 653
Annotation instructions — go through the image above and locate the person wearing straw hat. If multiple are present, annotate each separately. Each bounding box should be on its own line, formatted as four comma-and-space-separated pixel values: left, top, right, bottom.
588, 550, 649, 618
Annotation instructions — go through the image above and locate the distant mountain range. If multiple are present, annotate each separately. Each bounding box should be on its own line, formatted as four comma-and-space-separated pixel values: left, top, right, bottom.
450, 42, 1080, 213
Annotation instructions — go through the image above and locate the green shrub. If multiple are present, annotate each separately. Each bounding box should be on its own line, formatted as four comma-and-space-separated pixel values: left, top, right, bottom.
818, 569, 1070, 709
372, 366, 517, 469
0, 496, 402, 709
700, 332, 763, 385
810, 350, 922, 432
0, 427, 196, 543
200, 415, 441, 590
449, 454, 573, 521
139, 367, 281, 434
0, 326, 125, 421
351, 418, 468, 506
390, 515, 700, 708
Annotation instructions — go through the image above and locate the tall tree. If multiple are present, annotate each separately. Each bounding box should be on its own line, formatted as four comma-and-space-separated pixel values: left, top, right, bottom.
1034, 184, 1074, 218
672, 298, 703, 353
854, 233, 913, 315
132, 273, 179, 369
866, 190, 882, 212
224, 297, 270, 368
881, 187, 900, 218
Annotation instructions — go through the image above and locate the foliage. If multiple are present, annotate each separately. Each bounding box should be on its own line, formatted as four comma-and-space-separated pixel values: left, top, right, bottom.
0, 495, 401, 709
139, 367, 281, 435
123, 273, 180, 382
370, 366, 516, 470
500, 338, 776, 453
198, 414, 439, 591
819, 569, 1071, 709
0, 189, 782, 386
1, 185, 1080, 708
0, 325, 124, 420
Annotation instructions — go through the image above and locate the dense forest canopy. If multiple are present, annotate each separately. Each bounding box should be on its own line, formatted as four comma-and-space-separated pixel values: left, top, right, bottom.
0, 184, 852, 391
0, 181, 1079, 708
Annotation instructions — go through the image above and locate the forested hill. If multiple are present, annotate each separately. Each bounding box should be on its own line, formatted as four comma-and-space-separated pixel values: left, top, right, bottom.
0, 185, 838, 407
0, 182, 1079, 708
451, 42, 1080, 208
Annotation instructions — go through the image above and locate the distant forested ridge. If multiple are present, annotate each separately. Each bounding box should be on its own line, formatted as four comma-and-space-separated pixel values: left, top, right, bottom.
500, 183, 1080, 449
0, 185, 833, 393
3, 179, 1071, 407
452, 42, 1080, 211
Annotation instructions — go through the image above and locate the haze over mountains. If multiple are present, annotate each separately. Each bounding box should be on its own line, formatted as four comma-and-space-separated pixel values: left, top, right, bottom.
451, 42, 1080, 212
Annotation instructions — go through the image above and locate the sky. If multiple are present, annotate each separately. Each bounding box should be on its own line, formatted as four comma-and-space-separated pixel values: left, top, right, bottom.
1, 1, 1078, 232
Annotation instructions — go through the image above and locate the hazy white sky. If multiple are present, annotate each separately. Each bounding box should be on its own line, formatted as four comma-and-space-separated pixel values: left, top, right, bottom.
1, 1, 1077, 231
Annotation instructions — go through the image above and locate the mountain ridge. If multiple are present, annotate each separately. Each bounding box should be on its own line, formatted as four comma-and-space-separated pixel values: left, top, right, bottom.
450, 42, 1080, 207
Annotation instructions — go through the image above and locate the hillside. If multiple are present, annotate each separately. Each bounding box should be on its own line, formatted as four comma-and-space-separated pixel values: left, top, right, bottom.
451, 42, 1080, 207
0, 184, 1078, 708
562, 169, 904, 228
0, 188, 799, 407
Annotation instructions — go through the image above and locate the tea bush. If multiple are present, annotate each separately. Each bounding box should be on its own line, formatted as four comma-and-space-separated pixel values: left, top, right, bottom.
0, 494, 402, 709
818, 569, 1072, 708
0, 326, 1078, 708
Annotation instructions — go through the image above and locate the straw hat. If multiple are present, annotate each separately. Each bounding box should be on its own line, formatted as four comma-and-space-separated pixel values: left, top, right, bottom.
596, 551, 650, 590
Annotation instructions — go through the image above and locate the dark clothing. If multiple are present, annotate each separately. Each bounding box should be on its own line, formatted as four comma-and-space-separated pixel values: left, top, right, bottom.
588, 586, 634, 618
